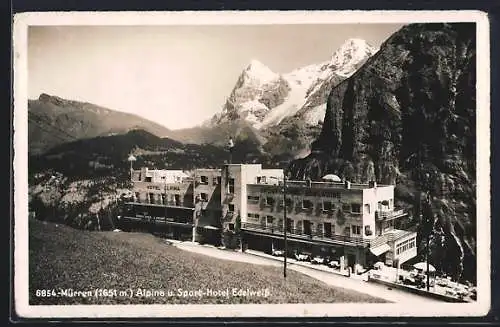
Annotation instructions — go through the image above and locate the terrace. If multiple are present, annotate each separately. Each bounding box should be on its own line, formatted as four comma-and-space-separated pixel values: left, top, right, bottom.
241, 222, 370, 247
249, 179, 389, 190
375, 209, 407, 221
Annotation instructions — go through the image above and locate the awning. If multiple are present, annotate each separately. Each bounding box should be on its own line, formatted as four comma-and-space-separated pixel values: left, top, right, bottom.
370, 243, 391, 256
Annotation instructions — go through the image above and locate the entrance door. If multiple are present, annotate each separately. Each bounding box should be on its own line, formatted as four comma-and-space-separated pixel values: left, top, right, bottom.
324, 222, 332, 238
303, 220, 312, 236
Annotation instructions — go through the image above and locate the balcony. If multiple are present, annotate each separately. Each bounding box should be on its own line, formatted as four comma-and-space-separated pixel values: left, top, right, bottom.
127, 199, 194, 210
241, 222, 370, 247
375, 209, 406, 221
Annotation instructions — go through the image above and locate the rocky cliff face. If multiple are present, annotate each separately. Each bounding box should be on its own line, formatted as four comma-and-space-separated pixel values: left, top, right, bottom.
289, 23, 477, 282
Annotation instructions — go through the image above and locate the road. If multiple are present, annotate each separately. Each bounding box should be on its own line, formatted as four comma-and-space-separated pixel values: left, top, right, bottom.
175, 242, 444, 304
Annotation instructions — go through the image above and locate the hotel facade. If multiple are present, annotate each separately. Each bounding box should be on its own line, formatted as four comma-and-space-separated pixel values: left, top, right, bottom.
120, 164, 417, 270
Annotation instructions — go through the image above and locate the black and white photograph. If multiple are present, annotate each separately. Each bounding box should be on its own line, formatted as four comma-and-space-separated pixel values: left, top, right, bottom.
13, 10, 490, 318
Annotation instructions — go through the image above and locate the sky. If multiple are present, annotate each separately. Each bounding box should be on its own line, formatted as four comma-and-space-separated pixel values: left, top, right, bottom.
28, 24, 403, 130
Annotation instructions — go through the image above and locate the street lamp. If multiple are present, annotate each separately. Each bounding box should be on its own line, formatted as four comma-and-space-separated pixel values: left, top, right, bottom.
227, 137, 234, 164
127, 154, 137, 180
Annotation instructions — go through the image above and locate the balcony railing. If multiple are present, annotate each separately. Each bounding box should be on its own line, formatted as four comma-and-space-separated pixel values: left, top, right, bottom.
127, 199, 194, 210
375, 209, 406, 221
241, 222, 370, 247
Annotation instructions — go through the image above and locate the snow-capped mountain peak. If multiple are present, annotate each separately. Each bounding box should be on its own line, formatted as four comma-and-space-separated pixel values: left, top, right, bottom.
243, 59, 279, 84
208, 38, 378, 129
330, 38, 378, 77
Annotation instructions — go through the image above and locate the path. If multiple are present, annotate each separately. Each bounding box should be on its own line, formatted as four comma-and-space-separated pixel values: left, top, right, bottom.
174, 242, 443, 304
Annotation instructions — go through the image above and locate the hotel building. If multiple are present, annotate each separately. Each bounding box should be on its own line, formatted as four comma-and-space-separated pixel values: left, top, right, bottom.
119, 167, 222, 244
121, 164, 417, 270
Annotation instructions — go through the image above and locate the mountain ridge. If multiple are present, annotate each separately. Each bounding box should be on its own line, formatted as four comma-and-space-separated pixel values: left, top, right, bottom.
28, 93, 173, 154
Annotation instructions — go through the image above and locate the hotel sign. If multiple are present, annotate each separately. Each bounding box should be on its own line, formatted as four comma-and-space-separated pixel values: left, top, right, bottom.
146, 185, 182, 191
135, 213, 191, 224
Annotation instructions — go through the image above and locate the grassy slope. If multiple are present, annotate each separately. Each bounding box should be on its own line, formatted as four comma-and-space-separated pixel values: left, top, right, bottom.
29, 219, 386, 305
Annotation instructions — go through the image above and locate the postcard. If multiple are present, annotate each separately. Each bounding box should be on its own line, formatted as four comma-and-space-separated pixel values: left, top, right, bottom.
13, 10, 491, 318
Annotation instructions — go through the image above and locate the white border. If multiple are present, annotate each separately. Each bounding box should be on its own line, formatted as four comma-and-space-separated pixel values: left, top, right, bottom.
13, 10, 491, 318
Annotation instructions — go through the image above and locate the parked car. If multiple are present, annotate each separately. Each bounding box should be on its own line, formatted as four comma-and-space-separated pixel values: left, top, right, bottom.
436, 278, 449, 287
328, 260, 340, 269
294, 252, 310, 261
272, 249, 285, 257
311, 255, 326, 265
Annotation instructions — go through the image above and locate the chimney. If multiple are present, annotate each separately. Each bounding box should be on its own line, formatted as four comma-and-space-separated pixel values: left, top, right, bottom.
344, 181, 351, 189
369, 181, 377, 188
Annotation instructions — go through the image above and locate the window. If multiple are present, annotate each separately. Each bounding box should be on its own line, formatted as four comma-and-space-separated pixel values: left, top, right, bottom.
174, 194, 180, 206
351, 203, 361, 213
228, 223, 235, 231
351, 225, 361, 235
135, 192, 140, 201
364, 204, 371, 214
247, 195, 260, 203
266, 196, 275, 206
228, 204, 235, 212
199, 193, 208, 201
266, 216, 274, 226
200, 176, 208, 185
145, 177, 152, 182
302, 199, 313, 209
149, 193, 155, 204
257, 176, 267, 184
323, 201, 333, 212
342, 203, 351, 211
212, 177, 218, 185
247, 213, 260, 221
228, 178, 235, 193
